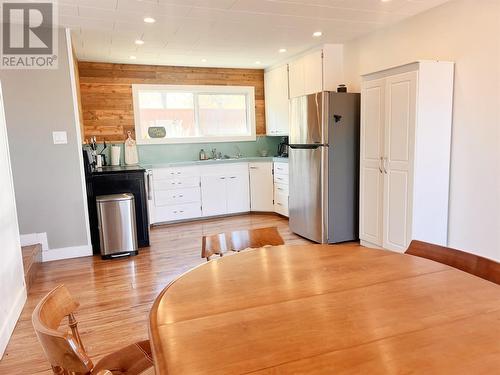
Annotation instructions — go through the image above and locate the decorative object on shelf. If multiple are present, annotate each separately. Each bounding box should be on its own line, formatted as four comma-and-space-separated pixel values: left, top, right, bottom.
111, 145, 121, 166
125, 131, 139, 165
148, 126, 167, 138
337, 84, 347, 93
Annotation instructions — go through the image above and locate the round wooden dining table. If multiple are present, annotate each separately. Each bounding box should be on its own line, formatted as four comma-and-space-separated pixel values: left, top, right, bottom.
149, 244, 500, 374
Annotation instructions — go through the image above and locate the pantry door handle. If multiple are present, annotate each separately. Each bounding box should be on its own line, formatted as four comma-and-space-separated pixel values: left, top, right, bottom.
383, 157, 388, 174
379, 157, 383, 174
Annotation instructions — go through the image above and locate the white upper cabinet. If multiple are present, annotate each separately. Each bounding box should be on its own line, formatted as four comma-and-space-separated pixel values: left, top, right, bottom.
265, 65, 289, 136
249, 162, 274, 211
360, 61, 454, 253
288, 44, 344, 98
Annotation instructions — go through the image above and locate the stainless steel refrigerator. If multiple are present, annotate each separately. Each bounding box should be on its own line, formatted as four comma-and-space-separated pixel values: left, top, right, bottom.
289, 91, 360, 243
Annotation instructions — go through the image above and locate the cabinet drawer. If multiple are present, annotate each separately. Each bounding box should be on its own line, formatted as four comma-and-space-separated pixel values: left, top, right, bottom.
201, 163, 248, 176
153, 166, 200, 180
273, 162, 289, 175
274, 191, 289, 217
274, 183, 289, 196
274, 173, 289, 185
155, 187, 200, 206
154, 203, 201, 223
154, 176, 200, 190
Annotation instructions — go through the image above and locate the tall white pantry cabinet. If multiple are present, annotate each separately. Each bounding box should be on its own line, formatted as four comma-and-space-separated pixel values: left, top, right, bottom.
359, 61, 454, 253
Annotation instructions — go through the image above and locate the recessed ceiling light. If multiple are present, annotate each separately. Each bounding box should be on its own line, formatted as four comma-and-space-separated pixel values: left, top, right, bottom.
255, 61, 261, 65
313, 31, 322, 37
201, 58, 207, 62
144, 17, 155, 23
279, 48, 287, 53
130, 55, 137, 60
135, 39, 144, 45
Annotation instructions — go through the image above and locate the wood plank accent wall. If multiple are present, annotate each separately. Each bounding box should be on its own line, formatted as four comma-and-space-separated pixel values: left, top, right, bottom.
77, 62, 266, 142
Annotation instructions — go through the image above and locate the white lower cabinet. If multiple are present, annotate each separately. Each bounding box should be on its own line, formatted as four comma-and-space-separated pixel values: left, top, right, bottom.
151, 166, 202, 224
226, 173, 250, 213
200, 174, 227, 216
249, 162, 274, 211
201, 163, 250, 216
150, 161, 288, 224
273, 161, 289, 217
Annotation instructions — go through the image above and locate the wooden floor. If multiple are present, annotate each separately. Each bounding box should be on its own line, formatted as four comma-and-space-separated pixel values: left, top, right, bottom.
0, 214, 311, 374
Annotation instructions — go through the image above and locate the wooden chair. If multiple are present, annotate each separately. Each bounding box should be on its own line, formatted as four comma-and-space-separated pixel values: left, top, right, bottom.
202, 227, 285, 261
406, 240, 500, 285
32, 285, 154, 375
201, 233, 227, 261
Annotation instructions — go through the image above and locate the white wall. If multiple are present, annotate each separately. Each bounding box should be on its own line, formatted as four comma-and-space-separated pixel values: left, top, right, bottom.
344, 0, 500, 261
0, 29, 91, 260
0, 83, 26, 359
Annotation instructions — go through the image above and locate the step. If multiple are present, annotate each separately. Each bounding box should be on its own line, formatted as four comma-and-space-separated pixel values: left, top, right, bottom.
22, 244, 42, 292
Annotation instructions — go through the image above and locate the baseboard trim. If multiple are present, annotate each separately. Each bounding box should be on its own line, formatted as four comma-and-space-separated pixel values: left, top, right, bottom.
20, 232, 48, 251
0, 285, 27, 359
42, 245, 93, 262
360, 240, 384, 250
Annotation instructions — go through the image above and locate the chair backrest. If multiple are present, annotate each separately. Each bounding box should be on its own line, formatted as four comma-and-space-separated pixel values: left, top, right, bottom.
201, 233, 227, 260
202, 227, 284, 260
32, 285, 94, 374
229, 227, 284, 251
406, 240, 500, 285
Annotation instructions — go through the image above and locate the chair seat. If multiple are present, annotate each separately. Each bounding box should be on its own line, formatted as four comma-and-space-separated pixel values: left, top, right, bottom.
93, 340, 154, 375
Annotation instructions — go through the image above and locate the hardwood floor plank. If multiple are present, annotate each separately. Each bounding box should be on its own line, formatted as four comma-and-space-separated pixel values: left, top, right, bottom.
0, 214, 310, 374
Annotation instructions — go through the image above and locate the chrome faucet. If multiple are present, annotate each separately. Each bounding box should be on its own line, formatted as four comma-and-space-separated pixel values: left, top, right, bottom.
234, 145, 242, 159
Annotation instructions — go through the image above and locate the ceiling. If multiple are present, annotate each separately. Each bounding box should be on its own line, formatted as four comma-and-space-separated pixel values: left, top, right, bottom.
62, 0, 451, 68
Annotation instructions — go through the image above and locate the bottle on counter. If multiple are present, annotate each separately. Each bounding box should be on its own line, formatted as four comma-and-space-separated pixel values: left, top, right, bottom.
199, 149, 207, 160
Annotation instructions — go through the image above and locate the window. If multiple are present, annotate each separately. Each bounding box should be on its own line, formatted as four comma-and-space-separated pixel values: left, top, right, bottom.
132, 84, 256, 144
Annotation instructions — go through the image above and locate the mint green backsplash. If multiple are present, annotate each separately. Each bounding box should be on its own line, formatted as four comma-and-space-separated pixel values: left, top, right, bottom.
95, 136, 283, 165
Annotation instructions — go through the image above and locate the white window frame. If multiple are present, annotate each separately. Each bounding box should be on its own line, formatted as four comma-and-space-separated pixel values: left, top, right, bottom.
132, 84, 256, 144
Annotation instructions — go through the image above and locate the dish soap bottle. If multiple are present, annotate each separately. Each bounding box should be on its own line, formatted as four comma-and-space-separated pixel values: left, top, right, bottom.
199, 149, 207, 160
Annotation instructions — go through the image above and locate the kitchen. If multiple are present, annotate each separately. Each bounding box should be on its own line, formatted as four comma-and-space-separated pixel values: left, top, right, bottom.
81, 44, 361, 258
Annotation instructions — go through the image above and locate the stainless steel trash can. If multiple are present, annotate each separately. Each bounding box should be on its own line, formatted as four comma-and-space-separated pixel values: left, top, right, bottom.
96, 193, 138, 259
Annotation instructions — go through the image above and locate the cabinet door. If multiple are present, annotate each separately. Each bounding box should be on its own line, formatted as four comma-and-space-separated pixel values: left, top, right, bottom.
360, 78, 385, 247
383, 71, 417, 252
265, 65, 289, 136
249, 162, 274, 211
288, 57, 305, 99
201, 175, 227, 216
226, 173, 250, 214
303, 49, 323, 95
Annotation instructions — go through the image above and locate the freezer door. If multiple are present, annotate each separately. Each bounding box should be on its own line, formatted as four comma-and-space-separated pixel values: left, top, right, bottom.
289, 146, 327, 243
289, 92, 326, 145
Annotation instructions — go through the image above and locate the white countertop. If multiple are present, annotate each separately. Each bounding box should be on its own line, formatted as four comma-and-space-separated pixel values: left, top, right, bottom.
142, 156, 288, 169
